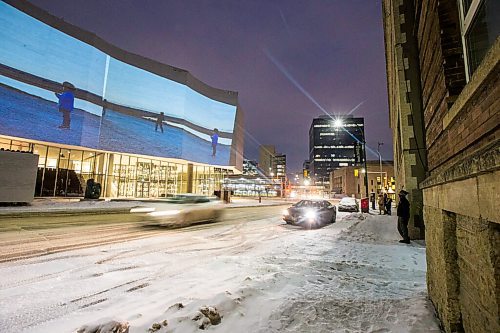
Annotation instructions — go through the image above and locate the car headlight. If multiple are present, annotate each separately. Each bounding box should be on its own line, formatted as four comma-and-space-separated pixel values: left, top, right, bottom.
282, 209, 289, 216
305, 210, 316, 219
148, 209, 181, 217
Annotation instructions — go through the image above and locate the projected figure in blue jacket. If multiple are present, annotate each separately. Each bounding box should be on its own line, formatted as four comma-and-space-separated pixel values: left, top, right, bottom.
211, 128, 219, 157
55, 81, 75, 129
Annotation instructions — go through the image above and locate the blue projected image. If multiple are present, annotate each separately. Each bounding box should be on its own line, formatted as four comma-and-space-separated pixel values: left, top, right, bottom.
0, 1, 106, 148
100, 58, 236, 164
0, 2, 237, 165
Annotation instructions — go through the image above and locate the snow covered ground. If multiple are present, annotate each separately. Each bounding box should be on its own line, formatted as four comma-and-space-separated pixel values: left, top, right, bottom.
0, 211, 441, 332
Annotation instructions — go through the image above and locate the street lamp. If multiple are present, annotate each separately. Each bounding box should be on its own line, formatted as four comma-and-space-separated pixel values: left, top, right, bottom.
334, 119, 369, 198
377, 142, 384, 193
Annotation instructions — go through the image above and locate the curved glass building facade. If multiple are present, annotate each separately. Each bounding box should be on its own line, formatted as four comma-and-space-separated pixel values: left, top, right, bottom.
0, 0, 243, 197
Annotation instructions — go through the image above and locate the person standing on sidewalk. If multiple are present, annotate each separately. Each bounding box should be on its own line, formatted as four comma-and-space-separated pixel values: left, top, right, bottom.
385, 197, 393, 215
378, 193, 385, 215
397, 190, 410, 243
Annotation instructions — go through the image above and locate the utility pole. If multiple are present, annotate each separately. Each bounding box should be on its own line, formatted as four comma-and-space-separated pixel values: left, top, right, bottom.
377, 142, 384, 193
362, 136, 368, 198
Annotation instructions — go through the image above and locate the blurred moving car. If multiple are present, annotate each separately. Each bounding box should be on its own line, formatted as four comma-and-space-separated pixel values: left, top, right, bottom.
130, 194, 224, 227
337, 197, 359, 212
282, 200, 336, 228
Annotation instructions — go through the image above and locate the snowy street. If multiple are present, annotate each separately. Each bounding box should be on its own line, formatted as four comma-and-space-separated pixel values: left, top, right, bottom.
0, 208, 441, 333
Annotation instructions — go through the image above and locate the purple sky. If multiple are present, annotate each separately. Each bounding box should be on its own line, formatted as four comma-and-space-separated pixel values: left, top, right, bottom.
29, 0, 392, 172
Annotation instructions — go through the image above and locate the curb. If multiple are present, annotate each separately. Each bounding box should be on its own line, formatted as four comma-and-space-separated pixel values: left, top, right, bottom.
226, 202, 291, 209
0, 207, 133, 218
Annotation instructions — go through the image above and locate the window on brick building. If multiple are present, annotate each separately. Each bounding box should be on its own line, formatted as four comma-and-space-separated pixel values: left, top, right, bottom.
458, 0, 500, 80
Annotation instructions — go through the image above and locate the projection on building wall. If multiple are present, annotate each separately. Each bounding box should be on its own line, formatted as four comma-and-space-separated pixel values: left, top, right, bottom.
0, 2, 237, 165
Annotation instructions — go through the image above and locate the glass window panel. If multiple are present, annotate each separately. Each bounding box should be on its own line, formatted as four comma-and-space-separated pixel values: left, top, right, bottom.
0, 137, 11, 150
465, 0, 500, 76
58, 149, 70, 169
66, 149, 84, 196
42, 147, 60, 196
69, 150, 83, 173
46, 147, 60, 169
129, 157, 137, 180
10, 140, 30, 152
34, 144, 48, 167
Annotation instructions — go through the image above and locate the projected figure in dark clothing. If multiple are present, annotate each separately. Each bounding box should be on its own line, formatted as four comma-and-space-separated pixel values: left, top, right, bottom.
211, 128, 219, 157
55, 81, 75, 129
155, 112, 165, 133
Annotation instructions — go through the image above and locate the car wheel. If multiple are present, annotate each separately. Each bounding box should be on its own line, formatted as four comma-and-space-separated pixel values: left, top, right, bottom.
182, 212, 193, 226
331, 214, 336, 223
212, 211, 222, 222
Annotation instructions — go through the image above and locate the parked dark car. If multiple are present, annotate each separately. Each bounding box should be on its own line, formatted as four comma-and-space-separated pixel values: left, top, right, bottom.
337, 197, 359, 212
283, 200, 336, 228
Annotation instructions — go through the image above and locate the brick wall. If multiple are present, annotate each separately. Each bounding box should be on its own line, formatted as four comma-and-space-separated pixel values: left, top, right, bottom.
423, 170, 500, 333
428, 64, 499, 173
457, 216, 500, 333
416, 1, 499, 332
383, 0, 499, 330
383, 0, 427, 239
417, 0, 469, 173
424, 204, 462, 332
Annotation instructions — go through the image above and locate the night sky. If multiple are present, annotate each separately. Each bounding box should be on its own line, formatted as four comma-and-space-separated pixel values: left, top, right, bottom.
28, 0, 392, 172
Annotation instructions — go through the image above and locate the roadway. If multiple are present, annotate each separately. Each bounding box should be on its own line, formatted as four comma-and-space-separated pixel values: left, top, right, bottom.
0, 205, 288, 263
0, 204, 439, 333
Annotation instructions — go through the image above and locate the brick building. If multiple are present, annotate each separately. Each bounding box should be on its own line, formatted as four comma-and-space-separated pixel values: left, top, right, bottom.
330, 161, 395, 199
383, 1, 499, 332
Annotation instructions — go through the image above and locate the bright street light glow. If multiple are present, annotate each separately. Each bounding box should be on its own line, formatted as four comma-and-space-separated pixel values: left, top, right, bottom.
334, 119, 343, 127
304, 180, 310, 186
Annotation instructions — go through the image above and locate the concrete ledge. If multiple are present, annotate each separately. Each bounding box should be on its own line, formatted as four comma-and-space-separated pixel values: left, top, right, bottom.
420, 140, 500, 189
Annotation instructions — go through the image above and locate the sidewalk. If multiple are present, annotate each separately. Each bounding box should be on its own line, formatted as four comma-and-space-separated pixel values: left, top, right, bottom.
0, 197, 293, 218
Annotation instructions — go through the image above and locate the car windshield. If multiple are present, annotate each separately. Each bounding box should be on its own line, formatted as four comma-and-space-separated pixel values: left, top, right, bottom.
294, 200, 329, 208
340, 197, 357, 205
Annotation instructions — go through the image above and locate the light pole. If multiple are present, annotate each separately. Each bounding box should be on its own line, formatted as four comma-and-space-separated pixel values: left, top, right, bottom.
377, 142, 384, 193
334, 119, 369, 198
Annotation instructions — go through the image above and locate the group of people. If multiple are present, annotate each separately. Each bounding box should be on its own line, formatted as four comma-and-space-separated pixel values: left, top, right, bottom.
377, 192, 393, 215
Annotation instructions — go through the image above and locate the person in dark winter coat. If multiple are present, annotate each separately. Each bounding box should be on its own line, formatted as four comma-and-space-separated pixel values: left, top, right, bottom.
397, 190, 410, 243
385, 197, 393, 215
383, 193, 388, 214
